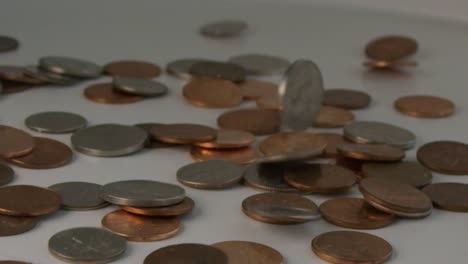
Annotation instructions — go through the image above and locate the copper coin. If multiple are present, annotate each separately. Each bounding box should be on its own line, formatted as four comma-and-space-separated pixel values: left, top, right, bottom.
0, 214, 36, 236
0, 125, 35, 159
104, 60, 161, 78
84, 83, 143, 104
323, 89, 371, 110
191, 146, 260, 165
1, 80, 32, 94
0, 163, 14, 187
212, 241, 283, 264
319, 198, 395, 229
363, 60, 418, 70
189, 61, 246, 82
422, 183, 468, 212
312, 231, 393, 264
394, 95, 455, 118
256, 92, 282, 110
217, 108, 280, 136
284, 164, 357, 193
317, 133, 350, 158
243, 163, 301, 193
335, 156, 364, 173
8, 137, 72, 169
134, 123, 173, 148
195, 129, 255, 149
337, 143, 405, 162
365, 35, 418, 61
151, 123, 216, 144
200, 20, 248, 39
183, 78, 242, 108
362, 161, 432, 188
0, 36, 19, 53
0, 261, 31, 264
240, 79, 278, 100
259, 131, 327, 159
102, 210, 180, 242
0, 185, 61, 216
122, 197, 194, 216
417, 141, 468, 175
144, 243, 228, 264
313, 106, 355, 128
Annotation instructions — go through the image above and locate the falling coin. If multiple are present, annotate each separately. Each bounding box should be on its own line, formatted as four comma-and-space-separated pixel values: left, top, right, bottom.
0, 163, 14, 187
177, 160, 244, 189
228, 54, 290, 75
183, 78, 243, 108
0, 36, 19, 53
0, 125, 35, 158
394, 95, 455, 118
363, 60, 418, 70
0, 214, 36, 236
313, 106, 355, 128
243, 163, 301, 193
212, 241, 284, 264
25, 111, 87, 133
144, 243, 228, 264
191, 146, 260, 165
323, 89, 371, 110
362, 161, 432, 188
151, 123, 216, 144
84, 83, 144, 104
0, 185, 61, 216
317, 133, 351, 158
344, 121, 416, 149
217, 108, 280, 135
365, 35, 418, 61
122, 197, 194, 217
195, 129, 255, 149
200, 20, 248, 38
166, 58, 210, 79
422, 183, 468, 212
113, 77, 168, 97
104, 60, 161, 78
239, 79, 278, 100
337, 143, 405, 162
49, 182, 108, 210
189, 61, 246, 82
417, 141, 468, 175
39, 56, 102, 78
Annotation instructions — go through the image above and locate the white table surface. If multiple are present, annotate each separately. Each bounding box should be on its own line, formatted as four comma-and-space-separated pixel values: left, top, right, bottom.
1, 0, 468, 263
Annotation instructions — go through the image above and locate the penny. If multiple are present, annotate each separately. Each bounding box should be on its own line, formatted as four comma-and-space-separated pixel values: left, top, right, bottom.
0, 185, 61, 216
319, 198, 395, 229
49, 227, 126, 263
0, 214, 36, 236
239, 79, 278, 100
337, 143, 405, 162
144, 243, 228, 264
195, 129, 255, 149
39, 56, 102, 78
0, 36, 19, 53
0, 163, 14, 187
323, 89, 371, 110
166, 58, 210, 79
344, 121, 416, 149
191, 146, 260, 165
212, 241, 283, 264
200, 20, 248, 38
49, 182, 108, 210
317, 133, 350, 158
122, 197, 194, 217
362, 161, 432, 188
113, 77, 168, 97
243, 163, 300, 193
134, 123, 173, 148
336, 156, 364, 172
190, 61, 246, 82
183, 78, 242, 108
313, 106, 355, 128
151, 123, 216, 144
312, 231, 393, 264
104, 60, 161, 78
71, 124, 147, 157
364, 60, 418, 70
177, 160, 244, 189
102, 210, 180, 242
25, 111, 87, 133
365, 35, 418, 61
256, 92, 282, 110
422, 183, 468, 212
228, 54, 290, 75
84, 83, 144, 104
1, 80, 31, 94
0, 125, 35, 159
417, 141, 468, 175
394, 95, 455, 118
100, 180, 185, 207
217, 108, 281, 135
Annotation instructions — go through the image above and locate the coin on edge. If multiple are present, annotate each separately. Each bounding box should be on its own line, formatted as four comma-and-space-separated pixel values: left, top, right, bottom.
0, 163, 14, 187
212, 241, 283, 264
200, 20, 248, 38
84, 83, 144, 104
0, 214, 36, 236
394, 95, 455, 118
177, 160, 244, 189
323, 89, 371, 110
104, 60, 161, 78
344, 121, 416, 149
195, 129, 255, 149
122, 197, 194, 217
337, 143, 405, 162
362, 161, 432, 188
217, 108, 281, 136
191, 146, 260, 165
49, 182, 108, 210
228, 54, 290, 75
422, 183, 468, 212
365, 35, 418, 61
243, 163, 301, 193
25, 111, 87, 133
144, 243, 228, 264
0, 185, 61, 216
113, 77, 168, 97
417, 141, 468, 175
183, 78, 242, 108
151, 123, 216, 144
0, 125, 35, 158
39, 56, 102, 78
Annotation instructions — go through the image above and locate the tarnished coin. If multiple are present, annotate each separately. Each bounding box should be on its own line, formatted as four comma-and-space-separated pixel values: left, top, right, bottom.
101, 180, 185, 207
240, 79, 278, 100
317, 133, 350, 158
71, 124, 147, 157
183, 78, 242, 108
366, 35, 418, 61
177, 160, 244, 189
228, 54, 290, 75
113, 77, 168, 97
151, 123, 216, 144
122, 197, 194, 217
195, 129, 255, 149
243, 163, 300, 193
0, 66, 43, 84
102, 210, 180, 241
0, 36, 19, 53
362, 161, 432, 188
217, 108, 280, 135
313, 106, 355, 128
49, 227, 126, 263
417, 141, 468, 175
0, 163, 14, 187
394, 95, 455, 118
1, 80, 31, 94
25, 111, 87, 134
24, 66, 78, 86
344, 121, 416, 149
191, 146, 260, 165
189, 61, 246, 82
39, 56, 102, 78
422, 183, 468, 212
0, 214, 36, 236
319, 198, 395, 229
337, 143, 405, 162
0, 125, 35, 158
212, 241, 284, 264
336, 156, 364, 172
104, 60, 161, 78
84, 83, 144, 104
200, 20, 248, 38
323, 89, 371, 110
0, 185, 61, 216
312, 231, 392, 264
49, 182, 108, 210
166, 58, 210, 79
134, 123, 173, 148
144, 243, 228, 264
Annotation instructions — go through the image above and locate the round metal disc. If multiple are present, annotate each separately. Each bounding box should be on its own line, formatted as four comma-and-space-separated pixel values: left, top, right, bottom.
344, 121, 416, 149
200, 20, 248, 38
362, 161, 432, 188
177, 160, 244, 189
122, 197, 194, 217
337, 143, 405, 162
0, 163, 14, 187
39, 56, 102, 78
0, 125, 35, 159
243, 163, 301, 193
228, 54, 290, 75
113, 77, 168, 97
25, 111, 87, 134
104, 60, 161, 79
323, 89, 371, 110
0, 214, 37, 236
0, 185, 61, 216
49, 182, 108, 210
422, 183, 468, 212
189, 61, 246, 82
0, 36, 19, 53
144, 243, 228, 264
365, 35, 418, 61
24, 66, 79, 86
417, 141, 468, 175
166, 58, 210, 79
217, 108, 281, 136
150, 123, 216, 144
212, 241, 284, 264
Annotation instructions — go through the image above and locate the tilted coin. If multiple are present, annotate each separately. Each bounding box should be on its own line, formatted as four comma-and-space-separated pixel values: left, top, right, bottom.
366, 35, 418, 61
183, 78, 242, 108
104, 60, 161, 78
151, 123, 216, 144
317, 133, 350, 158
0, 125, 35, 158
134, 123, 173, 148
0, 214, 36, 236
212, 241, 284, 264
200, 20, 248, 38
243, 163, 300, 193
144, 243, 228, 264
323, 89, 371, 110
0, 163, 14, 187
362, 161, 432, 188
0, 185, 61, 216
24, 66, 78, 86
190, 61, 246, 82
337, 143, 405, 162
217, 108, 280, 135
84, 83, 144, 104
0, 36, 19, 53
417, 141, 468, 175
195, 129, 255, 149
49, 182, 108, 210
25, 111, 87, 134
113, 77, 168, 97
422, 183, 468, 212
39, 56, 102, 78
313, 106, 355, 128
191, 146, 260, 165
344, 121, 416, 149
363, 60, 417, 70
122, 197, 194, 217
239, 79, 278, 100
394, 95, 455, 118
228, 54, 290, 75
1, 80, 31, 94
177, 160, 244, 189
166, 58, 210, 79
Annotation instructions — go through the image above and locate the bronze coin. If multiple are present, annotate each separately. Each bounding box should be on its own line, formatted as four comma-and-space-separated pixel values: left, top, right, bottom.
104, 60, 161, 78
189, 61, 246, 82
144, 243, 228, 264
362, 161, 432, 188
284, 164, 357, 193
335, 156, 364, 173
151, 123, 216, 144
0, 185, 61, 216
317, 133, 350, 158
8, 137, 72, 169
183, 78, 242, 108
84, 83, 143, 104
363, 60, 418, 70
217, 108, 280, 136
0, 163, 14, 187
337, 143, 405, 162
313, 106, 355, 128
0, 214, 36, 236
319, 198, 395, 229
212, 241, 283, 264
255, 92, 282, 110
417, 141, 468, 175
240, 79, 278, 100
259, 131, 327, 159
102, 210, 180, 242
394, 95, 455, 118
323, 89, 371, 110
0, 125, 35, 159
1, 80, 32, 94
312, 231, 392, 264
243, 163, 301, 193
134, 123, 173, 148
195, 129, 255, 149
191, 146, 260, 165
365, 35, 418, 61
422, 183, 468, 212
122, 197, 194, 217
0, 36, 19, 53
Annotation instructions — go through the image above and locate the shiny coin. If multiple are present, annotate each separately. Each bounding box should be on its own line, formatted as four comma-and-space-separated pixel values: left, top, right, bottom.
217, 108, 280, 135
191, 146, 260, 165
144, 243, 228, 264
394, 95, 455, 118
362, 161, 432, 188
1, 80, 31, 94
312, 231, 392, 264
200, 20, 248, 38
323, 89, 371, 110
337, 143, 405, 162
166, 58, 210, 79
240, 79, 278, 100
195, 129, 255, 149
417, 141, 468, 175
0, 185, 61, 216
113, 77, 168, 97
102, 210, 180, 242
101, 180, 185, 207
366, 35, 418, 61
84, 83, 144, 104
122, 197, 194, 217
344, 121, 416, 149
314, 106, 355, 128
25, 111, 86, 134
189, 61, 246, 82
363, 60, 418, 70
177, 160, 244, 189
0, 215, 36, 236
0, 125, 35, 158
0, 36, 19, 53
151, 123, 216, 144
49, 227, 126, 263
317, 133, 350, 158
183, 78, 242, 108
134, 123, 173, 148
422, 183, 468, 212
71, 124, 147, 156
0, 163, 14, 187
24, 66, 78, 86
243, 163, 300, 193
49, 182, 108, 210
212, 241, 283, 264
104, 60, 161, 78
39, 56, 102, 78
228, 54, 290, 75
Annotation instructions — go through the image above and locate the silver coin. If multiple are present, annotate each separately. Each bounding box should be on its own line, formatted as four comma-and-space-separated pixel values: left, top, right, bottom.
253, 204, 321, 221
49, 182, 109, 210
243, 163, 301, 193
39, 56, 102, 78
25, 111, 87, 134
24, 65, 78, 86
228, 54, 290, 75
166, 58, 210, 79
343, 121, 416, 149
100, 180, 186, 207
48, 227, 127, 263
71, 124, 147, 157
280, 60, 324, 130
200, 20, 248, 38
113, 77, 168, 97
189, 61, 246, 82
362, 161, 432, 188
177, 160, 244, 189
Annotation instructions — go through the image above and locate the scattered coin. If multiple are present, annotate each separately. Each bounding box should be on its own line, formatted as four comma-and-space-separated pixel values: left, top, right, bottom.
335, 155, 364, 172
144, 243, 228, 264
0, 214, 36, 236
189, 61, 246, 82
239, 79, 278, 100
365, 35, 418, 61
195, 129, 255, 149
25, 111, 86, 134
256, 92, 282, 110
84, 83, 144, 104
417, 141, 468, 175
0, 185, 61, 216
24, 66, 78, 86
200, 20, 248, 38
39, 56, 102, 78
362, 161, 432, 188
166, 58, 210, 79
0, 66, 44, 84
228, 54, 290, 75
337, 143, 405, 162
49, 182, 108, 210
113, 77, 168, 97
0, 36, 19, 53
344, 121, 416, 149
212, 241, 284, 264
217, 108, 280, 135
0, 125, 35, 158
422, 183, 468, 212
151, 123, 216, 144
177, 160, 244, 189
134, 123, 173, 148
0, 163, 14, 187
191, 146, 260, 165
363, 60, 418, 70
1, 80, 31, 94
104, 60, 161, 78
243, 163, 301, 193
317, 133, 350, 158
394, 95, 455, 118
323, 89, 371, 110
122, 197, 194, 217
183, 78, 242, 108
313, 106, 355, 128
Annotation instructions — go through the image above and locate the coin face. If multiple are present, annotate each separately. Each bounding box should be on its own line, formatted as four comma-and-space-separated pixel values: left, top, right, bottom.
191, 146, 260, 165
0, 163, 14, 187
84, 83, 144, 104
417, 141, 468, 175
337, 143, 405, 162
0, 214, 36, 236
243, 163, 301, 193
113, 77, 168, 97
362, 161, 432, 188
104, 60, 161, 78
422, 183, 468, 212
189, 61, 246, 82
323, 89, 371, 110
313, 106, 355, 128
316, 133, 350, 158
0, 125, 35, 159
394, 95, 455, 118
217, 108, 280, 135
0, 36, 19, 53
200, 20, 248, 38
212, 241, 284, 264
49, 182, 108, 210
122, 197, 194, 217
39, 56, 102, 78
177, 160, 244, 189
183, 78, 242, 108
25, 111, 87, 133
144, 243, 228, 264
239, 79, 278, 100
0, 185, 61, 216
228, 54, 290, 75
195, 129, 255, 149
150, 123, 217, 144
366, 35, 418, 61
166, 58, 210, 79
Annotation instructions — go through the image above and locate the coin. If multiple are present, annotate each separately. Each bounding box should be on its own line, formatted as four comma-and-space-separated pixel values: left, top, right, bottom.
212, 241, 283, 264
200, 20, 248, 38
39, 56, 102, 78
0, 214, 36, 236
84, 83, 144, 104
323, 89, 371, 110
394, 95, 455, 118
113, 77, 168, 97
102, 210, 181, 242
319, 198, 395, 229
312, 231, 392, 264
0, 261, 30, 264
100, 180, 185, 207
239, 79, 278, 100
0, 163, 14, 187
217, 108, 280, 135
104, 60, 161, 78
151, 123, 216, 144
183, 78, 242, 108
313, 106, 355, 128
417, 141, 468, 175
1, 80, 31, 94
25, 111, 87, 134
189, 61, 246, 82
49, 182, 108, 210
24, 66, 78, 86
177, 160, 244, 189
144, 243, 228, 264
243, 163, 300, 193
48, 227, 126, 263
191, 146, 260, 165
344, 121, 416, 149
0, 36, 19, 53
71, 124, 147, 156
337, 143, 405, 162
195, 129, 255, 149
317, 133, 350, 158
280, 59, 324, 130
0, 185, 61, 216
0, 66, 43, 84
0, 125, 35, 158
422, 183, 468, 212
166, 58, 210, 79
122, 197, 194, 217
336, 156, 364, 172
134, 123, 173, 148
228, 54, 290, 75
256, 92, 282, 110
366, 35, 418, 61
363, 60, 418, 70
362, 161, 432, 188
